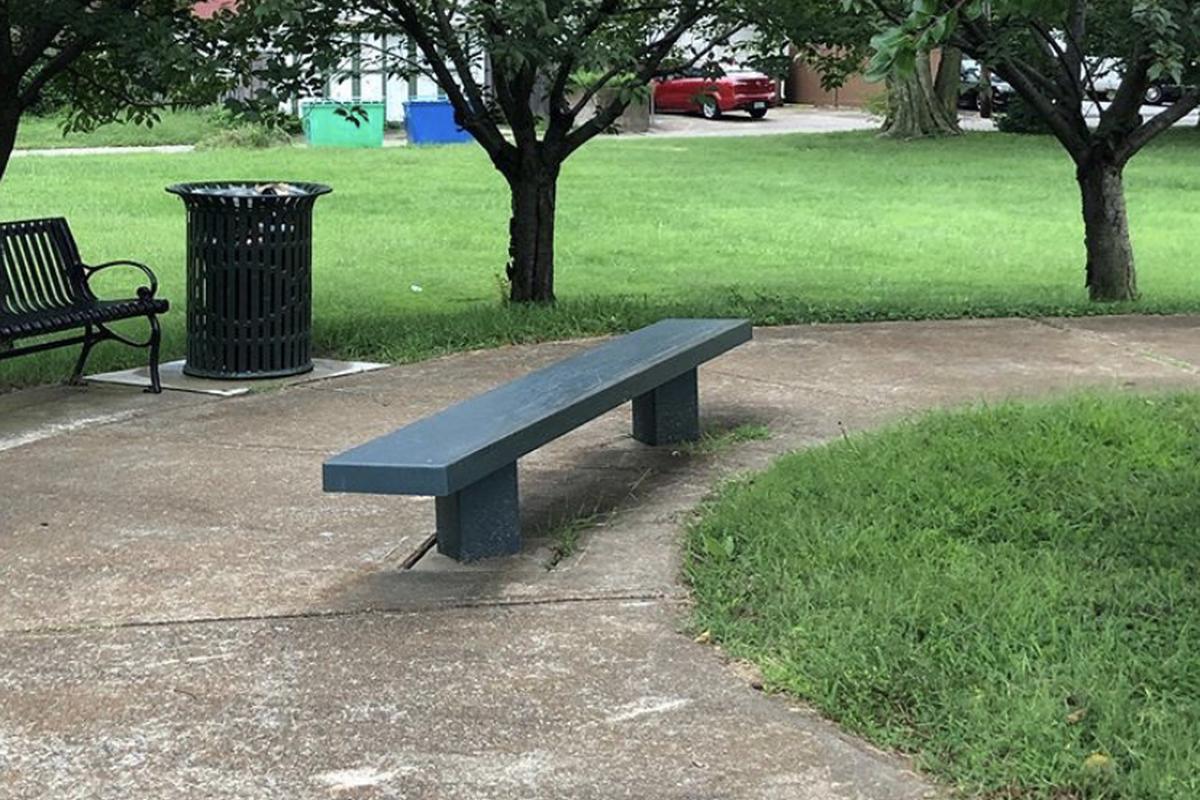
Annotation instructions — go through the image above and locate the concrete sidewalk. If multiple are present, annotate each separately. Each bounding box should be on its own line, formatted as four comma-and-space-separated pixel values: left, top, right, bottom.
2, 315, 1199, 799
638, 104, 998, 136
11, 143, 196, 158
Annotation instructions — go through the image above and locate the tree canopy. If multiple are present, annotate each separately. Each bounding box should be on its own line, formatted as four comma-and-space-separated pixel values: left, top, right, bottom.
865, 0, 1200, 300
743, 0, 878, 91
866, 0, 1200, 160
247, 0, 745, 302
0, 1, 257, 181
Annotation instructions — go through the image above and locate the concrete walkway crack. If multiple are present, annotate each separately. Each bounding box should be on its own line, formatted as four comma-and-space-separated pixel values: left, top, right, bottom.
0, 589, 686, 639
706, 366, 876, 403
1033, 316, 1200, 374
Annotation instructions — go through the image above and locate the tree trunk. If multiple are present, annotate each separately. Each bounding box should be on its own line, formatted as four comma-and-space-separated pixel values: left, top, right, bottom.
933, 47, 962, 119
882, 52, 961, 138
0, 98, 20, 184
1077, 158, 1137, 301
505, 161, 559, 303
978, 66, 994, 118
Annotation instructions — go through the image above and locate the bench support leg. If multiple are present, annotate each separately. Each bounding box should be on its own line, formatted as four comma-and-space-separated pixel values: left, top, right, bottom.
146, 314, 163, 394
435, 462, 521, 562
69, 324, 99, 387
632, 368, 700, 446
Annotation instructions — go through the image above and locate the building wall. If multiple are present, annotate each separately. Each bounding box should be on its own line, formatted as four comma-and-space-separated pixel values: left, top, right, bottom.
788, 49, 948, 107
303, 34, 485, 123
192, 0, 238, 19
676, 27, 759, 66
787, 60, 883, 107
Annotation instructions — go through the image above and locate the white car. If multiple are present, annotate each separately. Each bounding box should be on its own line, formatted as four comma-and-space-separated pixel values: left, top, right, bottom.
1087, 57, 1124, 98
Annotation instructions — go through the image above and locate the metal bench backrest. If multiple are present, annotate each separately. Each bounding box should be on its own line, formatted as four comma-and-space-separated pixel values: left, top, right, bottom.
0, 218, 88, 317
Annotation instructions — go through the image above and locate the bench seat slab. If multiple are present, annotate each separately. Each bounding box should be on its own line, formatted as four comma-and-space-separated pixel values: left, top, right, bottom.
434, 462, 521, 561
323, 319, 751, 497
323, 319, 752, 563
632, 368, 699, 446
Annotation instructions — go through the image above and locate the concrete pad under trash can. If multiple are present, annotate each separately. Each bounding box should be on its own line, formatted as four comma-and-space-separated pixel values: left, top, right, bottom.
87, 358, 387, 397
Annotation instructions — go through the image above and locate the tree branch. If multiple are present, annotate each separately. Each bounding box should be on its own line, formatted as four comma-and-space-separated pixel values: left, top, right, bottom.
1116, 86, 1200, 163
14, 0, 87, 74
427, 0, 491, 113
1097, 51, 1149, 143
17, 35, 91, 107
16, 0, 142, 105
993, 58, 1090, 158
348, 36, 441, 84
564, 11, 741, 155
0, 1, 14, 76
544, 0, 623, 141
1005, 52, 1073, 100
566, 1, 729, 119
949, 12, 1090, 156
374, 0, 511, 163
1064, 0, 1086, 79
1026, 21, 1094, 104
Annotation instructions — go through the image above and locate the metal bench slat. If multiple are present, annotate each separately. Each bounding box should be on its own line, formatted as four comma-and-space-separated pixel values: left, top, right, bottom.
1, 217, 168, 392
323, 318, 750, 496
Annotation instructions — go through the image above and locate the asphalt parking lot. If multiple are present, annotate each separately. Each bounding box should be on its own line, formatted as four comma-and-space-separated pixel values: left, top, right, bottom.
639, 101, 1199, 139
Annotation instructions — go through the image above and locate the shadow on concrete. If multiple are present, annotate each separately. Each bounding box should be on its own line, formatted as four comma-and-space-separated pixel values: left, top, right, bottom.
318, 403, 775, 612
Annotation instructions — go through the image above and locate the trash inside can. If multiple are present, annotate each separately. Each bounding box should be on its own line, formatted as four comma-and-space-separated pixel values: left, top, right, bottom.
302, 100, 385, 148
404, 99, 472, 145
166, 181, 332, 380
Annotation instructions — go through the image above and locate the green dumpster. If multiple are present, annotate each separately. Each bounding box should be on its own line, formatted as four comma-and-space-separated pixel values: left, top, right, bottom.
301, 100, 386, 148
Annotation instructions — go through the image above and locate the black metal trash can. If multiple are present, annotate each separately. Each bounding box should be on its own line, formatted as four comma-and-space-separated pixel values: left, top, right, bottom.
166, 181, 332, 379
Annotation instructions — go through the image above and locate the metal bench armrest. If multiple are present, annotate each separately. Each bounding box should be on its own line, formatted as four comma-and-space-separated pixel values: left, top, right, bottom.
84, 259, 160, 300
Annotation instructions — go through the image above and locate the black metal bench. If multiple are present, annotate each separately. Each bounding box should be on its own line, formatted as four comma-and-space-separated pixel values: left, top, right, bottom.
323, 318, 752, 561
0, 218, 168, 393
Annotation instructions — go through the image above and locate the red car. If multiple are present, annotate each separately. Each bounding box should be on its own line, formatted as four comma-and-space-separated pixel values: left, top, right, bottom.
653, 69, 779, 120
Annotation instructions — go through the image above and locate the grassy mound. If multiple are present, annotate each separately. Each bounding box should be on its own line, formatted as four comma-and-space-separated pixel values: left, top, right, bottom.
687, 392, 1200, 799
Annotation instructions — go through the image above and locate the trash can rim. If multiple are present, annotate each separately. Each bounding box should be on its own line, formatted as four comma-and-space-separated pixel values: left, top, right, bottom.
165, 181, 333, 199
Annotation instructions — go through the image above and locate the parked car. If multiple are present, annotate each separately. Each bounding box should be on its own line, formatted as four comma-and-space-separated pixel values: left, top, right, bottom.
1088, 57, 1124, 98
960, 59, 1015, 111
1144, 80, 1192, 104
1067, 54, 1191, 104
652, 68, 779, 120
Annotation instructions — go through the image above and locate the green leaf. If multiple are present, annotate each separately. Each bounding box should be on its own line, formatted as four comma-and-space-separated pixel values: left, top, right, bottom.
893, 42, 918, 76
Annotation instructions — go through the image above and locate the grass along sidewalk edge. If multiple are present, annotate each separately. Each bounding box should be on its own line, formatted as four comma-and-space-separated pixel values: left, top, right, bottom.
686, 391, 1200, 799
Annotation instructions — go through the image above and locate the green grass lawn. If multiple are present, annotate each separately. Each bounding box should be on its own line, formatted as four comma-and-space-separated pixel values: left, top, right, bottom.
14, 109, 227, 150
686, 392, 1200, 799
2, 129, 1200, 388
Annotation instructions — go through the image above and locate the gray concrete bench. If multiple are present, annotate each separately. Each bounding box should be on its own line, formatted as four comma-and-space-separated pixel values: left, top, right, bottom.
323, 319, 752, 561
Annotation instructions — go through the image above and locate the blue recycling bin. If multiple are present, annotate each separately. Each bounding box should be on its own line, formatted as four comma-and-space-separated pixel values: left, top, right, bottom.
403, 99, 473, 145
